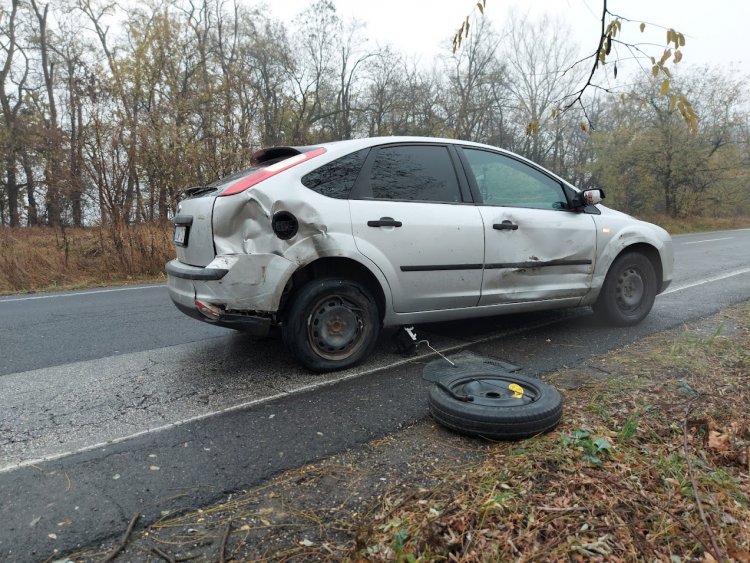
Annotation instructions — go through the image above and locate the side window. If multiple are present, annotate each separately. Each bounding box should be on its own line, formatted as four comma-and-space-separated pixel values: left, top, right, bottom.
301, 148, 369, 199
463, 148, 568, 210
365, 145, 462, 203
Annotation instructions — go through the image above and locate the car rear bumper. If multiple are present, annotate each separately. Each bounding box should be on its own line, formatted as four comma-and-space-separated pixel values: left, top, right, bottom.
166, 253, 297, 335
169, 297, 274, 336
165, 260, 228, 281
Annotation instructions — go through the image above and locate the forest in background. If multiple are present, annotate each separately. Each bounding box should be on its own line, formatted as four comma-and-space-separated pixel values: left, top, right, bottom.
1, 0, 749, 231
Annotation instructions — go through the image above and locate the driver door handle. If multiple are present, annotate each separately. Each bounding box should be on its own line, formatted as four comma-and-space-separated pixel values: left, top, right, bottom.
493, 221, 518, 231
368, 217, 403, 228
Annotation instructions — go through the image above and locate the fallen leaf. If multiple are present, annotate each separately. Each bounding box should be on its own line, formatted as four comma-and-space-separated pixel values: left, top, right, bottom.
48, 533, 57, 540
722, 512, 738, 524
707, 430, 729, 452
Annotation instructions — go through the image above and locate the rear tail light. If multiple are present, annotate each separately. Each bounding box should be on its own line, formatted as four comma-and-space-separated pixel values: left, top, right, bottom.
219, 147, 327, 197
195, 299, 222, 321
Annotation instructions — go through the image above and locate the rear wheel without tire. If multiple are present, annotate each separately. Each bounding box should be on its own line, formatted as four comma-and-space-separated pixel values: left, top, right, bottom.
428, 372, 563, 440
594, 251, 657, 326
282, 278, 380, 372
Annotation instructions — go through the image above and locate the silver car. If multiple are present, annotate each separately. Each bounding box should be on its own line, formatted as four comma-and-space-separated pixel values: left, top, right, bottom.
166, 137, 673, 372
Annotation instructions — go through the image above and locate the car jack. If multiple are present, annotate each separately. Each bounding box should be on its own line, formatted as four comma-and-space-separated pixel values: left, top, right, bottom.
393, 326, 455, 366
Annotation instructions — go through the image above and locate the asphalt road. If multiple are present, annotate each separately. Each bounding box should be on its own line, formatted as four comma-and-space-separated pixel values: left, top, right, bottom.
0, 229, 748, 559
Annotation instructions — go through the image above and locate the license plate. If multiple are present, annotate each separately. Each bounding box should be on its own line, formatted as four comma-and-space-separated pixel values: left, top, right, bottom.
173, 225, 188, 246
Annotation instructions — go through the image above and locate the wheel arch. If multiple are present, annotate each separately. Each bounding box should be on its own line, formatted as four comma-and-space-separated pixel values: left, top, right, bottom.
617, 242, 663, 289
585, 239, 665, 306
280, 256, 388, 322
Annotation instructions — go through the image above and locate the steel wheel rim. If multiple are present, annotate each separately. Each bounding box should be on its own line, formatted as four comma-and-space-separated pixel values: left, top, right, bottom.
448, 375, 538, 407
616, 267, 645, 312
307, 295, 365, 360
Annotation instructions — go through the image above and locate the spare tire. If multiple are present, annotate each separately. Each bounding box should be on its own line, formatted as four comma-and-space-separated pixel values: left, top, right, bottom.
428, 371, 563, 440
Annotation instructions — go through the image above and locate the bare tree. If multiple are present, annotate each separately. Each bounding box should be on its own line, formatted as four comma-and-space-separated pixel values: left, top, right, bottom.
503, 12, 583, 164
0, 0, 28, 226
441, 17, 507, 142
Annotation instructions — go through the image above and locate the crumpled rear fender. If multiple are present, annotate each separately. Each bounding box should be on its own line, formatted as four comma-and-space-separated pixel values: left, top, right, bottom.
211, 187, 392, 314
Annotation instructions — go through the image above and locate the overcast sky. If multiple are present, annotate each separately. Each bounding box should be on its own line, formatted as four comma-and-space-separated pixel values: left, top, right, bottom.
264, 0, 748, 75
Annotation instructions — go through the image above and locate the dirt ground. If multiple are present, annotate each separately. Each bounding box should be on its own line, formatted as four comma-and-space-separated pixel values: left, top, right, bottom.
58, 303, 750, 562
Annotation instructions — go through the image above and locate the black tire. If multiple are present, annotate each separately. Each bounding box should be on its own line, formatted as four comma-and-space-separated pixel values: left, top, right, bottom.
428, 372, 563, 440
282, 278, 380, 372
594, 251, 657, 326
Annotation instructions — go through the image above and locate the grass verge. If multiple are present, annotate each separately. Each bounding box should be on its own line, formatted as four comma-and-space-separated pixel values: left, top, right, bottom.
0, 224, 172, 295
637, 214, 750, 235
61, 303, 750, 562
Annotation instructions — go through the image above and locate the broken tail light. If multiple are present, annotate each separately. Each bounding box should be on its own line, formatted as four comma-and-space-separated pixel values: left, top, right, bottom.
219, 147, 327, 197
195, 298, 222, 321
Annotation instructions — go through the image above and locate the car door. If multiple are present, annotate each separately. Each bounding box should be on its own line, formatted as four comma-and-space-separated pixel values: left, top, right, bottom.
349, 143, 485, 313
459, 147, 597, 306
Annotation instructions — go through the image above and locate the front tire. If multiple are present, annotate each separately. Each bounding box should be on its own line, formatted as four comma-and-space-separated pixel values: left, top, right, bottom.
594, 251, 657, 326
282, 278, 380, 372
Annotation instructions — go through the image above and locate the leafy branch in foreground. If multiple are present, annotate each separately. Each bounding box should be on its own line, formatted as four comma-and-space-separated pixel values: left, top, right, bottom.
452, 0, 486, 53
455, 0, 698, 133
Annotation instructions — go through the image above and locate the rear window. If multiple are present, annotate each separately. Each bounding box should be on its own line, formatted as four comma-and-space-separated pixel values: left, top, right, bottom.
301, 149, 369, 199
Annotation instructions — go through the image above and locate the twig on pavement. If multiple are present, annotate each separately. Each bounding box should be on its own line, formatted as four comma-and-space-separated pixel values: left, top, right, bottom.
218, 521, 233, 563
102, 512, 141, 562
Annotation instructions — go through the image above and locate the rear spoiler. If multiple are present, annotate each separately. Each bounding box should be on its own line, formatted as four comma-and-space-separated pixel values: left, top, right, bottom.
250, 146, 322, 166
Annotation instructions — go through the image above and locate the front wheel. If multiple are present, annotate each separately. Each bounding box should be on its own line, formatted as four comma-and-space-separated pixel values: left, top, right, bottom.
594, 251, 657, 326
282, 278, 380, 372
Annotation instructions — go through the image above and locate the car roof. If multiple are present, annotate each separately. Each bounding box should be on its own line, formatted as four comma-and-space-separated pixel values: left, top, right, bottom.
315, 136, 499, 153
305, 136, 578, 191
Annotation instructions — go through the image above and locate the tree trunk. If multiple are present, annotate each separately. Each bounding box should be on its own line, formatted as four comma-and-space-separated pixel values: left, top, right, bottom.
22, 151, 38, 226
5, 158, 19, 227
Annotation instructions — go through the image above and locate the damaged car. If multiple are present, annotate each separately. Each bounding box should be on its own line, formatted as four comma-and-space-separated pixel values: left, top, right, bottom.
166, 137, 673, 372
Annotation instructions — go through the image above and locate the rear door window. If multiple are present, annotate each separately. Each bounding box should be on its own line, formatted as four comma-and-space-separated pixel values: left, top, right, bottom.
359, 145, 463, 203
301, 149, 369, 199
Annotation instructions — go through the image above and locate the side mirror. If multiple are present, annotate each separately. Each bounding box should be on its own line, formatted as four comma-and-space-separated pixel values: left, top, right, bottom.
581, 189, 605, 206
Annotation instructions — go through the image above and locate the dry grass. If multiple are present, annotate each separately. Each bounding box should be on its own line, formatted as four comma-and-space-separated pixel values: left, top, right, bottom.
637, 214, 750, 235
0, 223, 173, 294
350, 308, 750, 562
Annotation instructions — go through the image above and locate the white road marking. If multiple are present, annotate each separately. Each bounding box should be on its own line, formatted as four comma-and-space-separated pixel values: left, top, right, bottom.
2, 267, 750, 474
0, 284, 163, 303
660, 267, 750, 296
684, 237, 734, 245
0, 313, 577, 474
